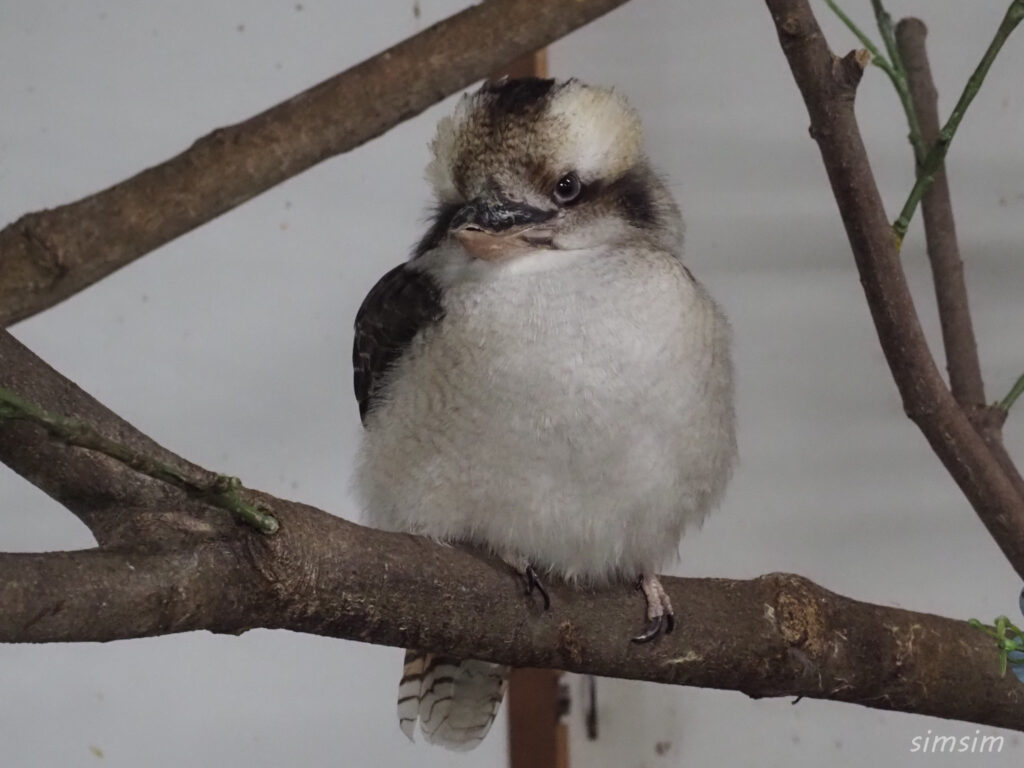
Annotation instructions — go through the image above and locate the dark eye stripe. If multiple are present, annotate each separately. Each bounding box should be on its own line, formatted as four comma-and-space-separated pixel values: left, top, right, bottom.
615, 172, 656, 227
557, 169, 658, 228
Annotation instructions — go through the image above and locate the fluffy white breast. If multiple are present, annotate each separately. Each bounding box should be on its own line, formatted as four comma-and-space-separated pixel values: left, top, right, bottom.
354, 247, 735, 583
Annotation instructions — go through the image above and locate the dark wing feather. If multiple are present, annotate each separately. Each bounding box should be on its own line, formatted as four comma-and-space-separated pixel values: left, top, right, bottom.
353, 263, 444, 424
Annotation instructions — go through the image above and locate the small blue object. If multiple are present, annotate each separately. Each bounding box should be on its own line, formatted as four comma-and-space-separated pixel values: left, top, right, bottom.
1010, 649, 1024, 685
1014, 586, 1024, 685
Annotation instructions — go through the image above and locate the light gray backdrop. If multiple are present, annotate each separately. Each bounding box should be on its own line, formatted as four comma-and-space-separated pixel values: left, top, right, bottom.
2, 1, 1022, 766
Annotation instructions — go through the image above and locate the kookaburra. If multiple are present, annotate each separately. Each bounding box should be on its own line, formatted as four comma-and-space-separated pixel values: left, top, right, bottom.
353, 77, 736, 751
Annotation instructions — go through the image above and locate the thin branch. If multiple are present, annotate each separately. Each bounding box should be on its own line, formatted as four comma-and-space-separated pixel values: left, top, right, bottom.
895, 19, 986, 408
764, 0, 1024, 579
869, 0, 901, 77
0, 386, 278, 534
1, 516, 1022, 732
0, 0, 632, 328
893, 0, 1024, 240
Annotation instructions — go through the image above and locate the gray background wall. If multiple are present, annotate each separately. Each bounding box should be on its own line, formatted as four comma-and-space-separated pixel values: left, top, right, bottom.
2, 1, 1022, 765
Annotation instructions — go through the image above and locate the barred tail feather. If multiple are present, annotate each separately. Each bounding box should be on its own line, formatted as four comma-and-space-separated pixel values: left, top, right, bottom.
397, 650, 509, 751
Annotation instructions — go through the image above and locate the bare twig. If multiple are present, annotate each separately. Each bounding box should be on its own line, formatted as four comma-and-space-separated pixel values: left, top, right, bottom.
764, 0, 1024, 578
0, 0, 631, 327
893, 0, 1024, 240
895, 19, 986, 409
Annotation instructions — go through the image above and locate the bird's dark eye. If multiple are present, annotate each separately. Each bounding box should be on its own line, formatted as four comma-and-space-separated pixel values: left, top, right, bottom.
553, 172, 582, 205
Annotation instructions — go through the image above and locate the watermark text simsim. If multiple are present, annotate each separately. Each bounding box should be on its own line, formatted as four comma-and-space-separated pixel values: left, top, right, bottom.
910, 729, 1004, 754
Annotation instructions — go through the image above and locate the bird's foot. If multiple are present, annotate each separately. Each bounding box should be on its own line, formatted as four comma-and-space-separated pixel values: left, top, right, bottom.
504, 555, 551, 610
525, 564, 551, 610
632, 573, 674, 643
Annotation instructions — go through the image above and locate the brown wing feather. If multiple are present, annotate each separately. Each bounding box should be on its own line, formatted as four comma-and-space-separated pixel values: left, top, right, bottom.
352, 263, 444, 424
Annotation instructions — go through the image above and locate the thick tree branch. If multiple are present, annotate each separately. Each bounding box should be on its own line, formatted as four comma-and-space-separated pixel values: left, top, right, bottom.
0, 0, 631, 327
1, 509, 1022, 732
0, 545, 260, 639
895, 19, 986, 410
764, 0, 1024, 580
1, 329, 1022, 732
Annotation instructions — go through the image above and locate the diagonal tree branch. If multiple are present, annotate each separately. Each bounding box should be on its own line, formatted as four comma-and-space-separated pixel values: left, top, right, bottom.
1, 510, 1022, 731
763, 0, 1024, 580
0, 385, 278, 534
0, 0, 631, 328
892, 18, 1024, 525
0, 330, 240, 548
895, 18, 986, 410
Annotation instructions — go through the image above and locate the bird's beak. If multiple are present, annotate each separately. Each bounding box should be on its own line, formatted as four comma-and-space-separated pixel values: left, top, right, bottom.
450, 196, 554, 262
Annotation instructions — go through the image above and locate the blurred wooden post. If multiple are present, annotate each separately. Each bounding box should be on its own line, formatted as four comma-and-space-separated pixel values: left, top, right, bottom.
508, 668, 568, 768
489, 46, 567, 768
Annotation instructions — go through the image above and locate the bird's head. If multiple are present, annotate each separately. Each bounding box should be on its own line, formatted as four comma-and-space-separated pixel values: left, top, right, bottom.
420, 78, 681, 264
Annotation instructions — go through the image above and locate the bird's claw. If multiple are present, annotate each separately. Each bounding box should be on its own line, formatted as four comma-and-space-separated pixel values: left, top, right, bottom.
632, 614, 672, 643
631, 573, 674, 644
525, 564, 551, 610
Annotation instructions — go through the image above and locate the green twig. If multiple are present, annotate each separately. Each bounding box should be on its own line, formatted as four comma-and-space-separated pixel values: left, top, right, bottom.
825, 1, 927, 164
869, 0, 927, 163
893, 0, 1024, 240
998, 372, 1024, 414
0, 387, 279, 534
870, 0, 901, 74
